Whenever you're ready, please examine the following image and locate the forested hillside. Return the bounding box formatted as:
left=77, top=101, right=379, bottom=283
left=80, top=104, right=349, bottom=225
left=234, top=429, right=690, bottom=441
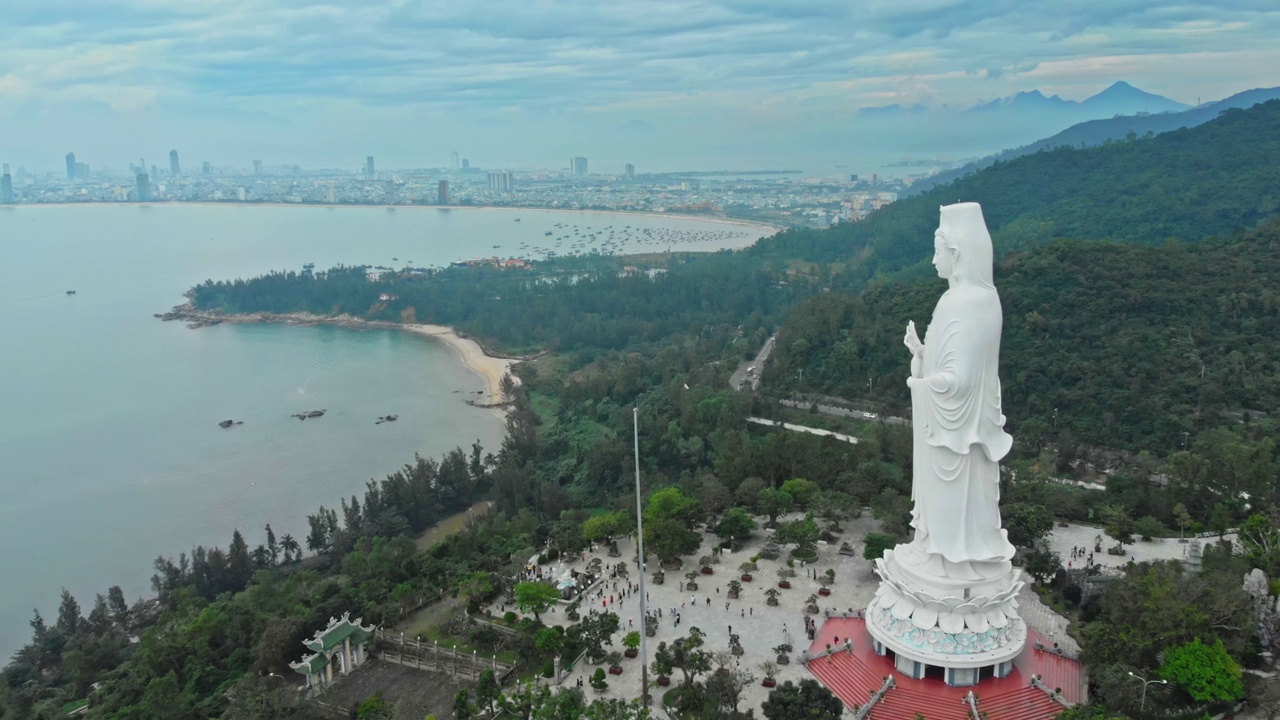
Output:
left=753, top=98, right=1280, bottom=288
left=768, top=220, right=1280, bottom=454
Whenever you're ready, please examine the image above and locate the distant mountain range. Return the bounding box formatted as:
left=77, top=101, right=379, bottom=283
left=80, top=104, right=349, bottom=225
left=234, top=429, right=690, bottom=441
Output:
left=859, top=81, right=1188, bottom=118
left=967, top=81, right=1188, bottom=116
left=907, top=85, right=1280, bottom=195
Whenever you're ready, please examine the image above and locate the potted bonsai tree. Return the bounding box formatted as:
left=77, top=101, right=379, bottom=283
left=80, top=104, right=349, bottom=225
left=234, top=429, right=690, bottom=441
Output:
left=566, top=599, right=582, bottom=621
left=765, top=588, right=781, bottom=606
left=818, top=568, right=835, bottom=596
left=729, top=633, right=744, bottom=656
left=773, top=643, right=792, bottom=665
left=645, top=614, right=659, bottom=638
left=590, top=667, right=609, bottom=692
left=684, top=570, right=700, bottom=592
left=652, top=641, right=673, bottom=687
left=652, top=569, right=665, bottom=585
left=607, top=651, right=624, bottom=675
left=739, top=561, right=756, bottom=582
left=805, top=594, right=819, bottom=614
left=727, top=579, right=742, bottom=599
left=699, top=556, right=714, bottom=575
left=777, top=567, right=794, bottom=589
left=759, top=660, right=779, bottom=688
left=623, top=631, right=641, bottom=659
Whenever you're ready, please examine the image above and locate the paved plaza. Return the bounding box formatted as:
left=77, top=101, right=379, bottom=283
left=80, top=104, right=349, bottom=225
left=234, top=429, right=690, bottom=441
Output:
left=483, top=512, right=883, bottom=716
left=1043, top=521, right=1236, bottom=573
left=471, top=516, right=1215, bottom=715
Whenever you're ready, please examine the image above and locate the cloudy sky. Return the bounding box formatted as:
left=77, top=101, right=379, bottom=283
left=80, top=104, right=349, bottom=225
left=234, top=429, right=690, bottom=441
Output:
left=2, top=0, right=1277, bottom=173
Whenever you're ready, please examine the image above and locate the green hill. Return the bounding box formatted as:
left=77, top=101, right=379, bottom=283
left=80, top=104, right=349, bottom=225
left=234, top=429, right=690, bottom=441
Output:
left=752, top=99, right=1280, bottom=288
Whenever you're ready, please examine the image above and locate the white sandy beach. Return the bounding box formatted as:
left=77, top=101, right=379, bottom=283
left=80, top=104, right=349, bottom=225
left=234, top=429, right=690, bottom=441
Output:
left=402, top=324, right=517, bottom=409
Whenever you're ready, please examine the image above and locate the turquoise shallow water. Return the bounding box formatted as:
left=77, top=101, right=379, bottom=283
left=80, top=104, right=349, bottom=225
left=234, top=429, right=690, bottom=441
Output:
left=0, top=204, right=767, bottom=658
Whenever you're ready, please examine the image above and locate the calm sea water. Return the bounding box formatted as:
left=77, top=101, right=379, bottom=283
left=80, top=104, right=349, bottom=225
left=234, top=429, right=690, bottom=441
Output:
left=0, top=204, right=768, bottom=657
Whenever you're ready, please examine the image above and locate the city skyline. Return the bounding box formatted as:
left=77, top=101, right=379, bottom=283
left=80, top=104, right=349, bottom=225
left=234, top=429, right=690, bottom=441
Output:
left=1, top=2, right=1277, bottom=172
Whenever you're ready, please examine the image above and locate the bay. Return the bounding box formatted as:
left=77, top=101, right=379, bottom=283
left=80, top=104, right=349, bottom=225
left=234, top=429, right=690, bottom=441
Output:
left=0, top=203, right=770, bottom=658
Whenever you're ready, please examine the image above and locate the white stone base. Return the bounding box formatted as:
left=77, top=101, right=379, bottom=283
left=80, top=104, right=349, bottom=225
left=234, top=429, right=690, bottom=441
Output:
left=865, top=545, right=1026, bottom=686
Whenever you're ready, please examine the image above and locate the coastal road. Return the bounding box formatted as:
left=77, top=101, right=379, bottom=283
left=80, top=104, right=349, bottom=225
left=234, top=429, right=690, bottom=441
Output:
left=730, top=333, right=776, bottom=392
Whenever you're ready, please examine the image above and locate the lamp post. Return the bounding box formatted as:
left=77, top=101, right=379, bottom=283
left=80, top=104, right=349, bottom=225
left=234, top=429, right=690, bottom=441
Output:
left=633, top=407, right=650, bottom=706
left=1128, top=671, right=1166, bottom=711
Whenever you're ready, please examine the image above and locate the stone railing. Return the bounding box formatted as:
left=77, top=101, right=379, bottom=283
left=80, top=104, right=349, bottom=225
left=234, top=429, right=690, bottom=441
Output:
left=797, top=639, right=854, bottom=665
left=852, top=676, right=895, bottom=720
left=1030, top=674, right=1073, bottom=707
left=1032, top=638, right=1081, bottom=662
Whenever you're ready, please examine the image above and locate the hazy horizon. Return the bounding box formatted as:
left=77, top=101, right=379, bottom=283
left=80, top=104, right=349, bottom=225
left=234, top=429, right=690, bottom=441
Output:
left=3, top=2, right=1278, bottom=175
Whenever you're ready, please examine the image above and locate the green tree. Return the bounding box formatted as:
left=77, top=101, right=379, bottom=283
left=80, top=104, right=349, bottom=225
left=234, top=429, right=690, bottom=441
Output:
left=777, top=517, right=820, bottom=553
left=1172, top=503, right=1193, bottom=542
left=755, top=487, right=794, bottom=528
left=670, top=627, right=712, bottom=689
left=514, top=581, right=559, bottom=621
left=646, top=517, right=702, bottom=563
left=454, top=688, right=474, bottom=720
left=1160, top=638, right=1244, bottom=703
left=714, top=507, right=757, bottom=544
left=1002, top=502, right=1054, bottom=548
left=863, top=532, right=896, bottom=560
left=1023, top=542, right=1062, bottom=584
left=1102, top=506, right=1135, bottom=547
left=651, top=641, right=674, bottom=680
left=476, top=669, right=500, bottom=717
left=814, top=490, right=858, bottom=532
left=357, top=690, right=398, bottom=719
left=761, top=679, right=843, bottom=720
left=582, top=511, right=630, bottom=544
left=1133, top=516, right=1166, bottom=542
left=780, top=478, right=818, bottom=510
left=645, top=487, right=700, bottom=525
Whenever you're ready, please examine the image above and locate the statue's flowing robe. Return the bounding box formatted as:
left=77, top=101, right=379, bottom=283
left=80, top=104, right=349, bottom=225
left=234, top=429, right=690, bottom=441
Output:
left=909, top=284, right=1015, bottom=565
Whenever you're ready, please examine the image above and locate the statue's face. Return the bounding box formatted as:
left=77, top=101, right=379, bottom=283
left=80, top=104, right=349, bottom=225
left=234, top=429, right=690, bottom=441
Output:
left=932, top=230, right=954, bottom=279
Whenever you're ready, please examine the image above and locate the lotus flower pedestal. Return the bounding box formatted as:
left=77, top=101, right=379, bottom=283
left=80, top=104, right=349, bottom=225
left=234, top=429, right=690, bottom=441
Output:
left=865, top=542, right=1026, bottom=687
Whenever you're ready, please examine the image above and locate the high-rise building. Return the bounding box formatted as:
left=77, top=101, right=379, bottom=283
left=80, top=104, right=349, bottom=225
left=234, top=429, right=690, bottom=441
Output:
left=202, top=161, right=213, bottom=176
left=150, top=164, right=158, bottom=180
left=169, top=150, right=180, bottom=177
left=65, top=153, right=76, bottom=180
left=326, top=186, right=336, bottom=204
left=237, top=187, right=246, bottom=201
left=253, top=160, right=263, bottom=176
left=437, top=180, right=449, bottom=205
left=76, top=163, right=89, bottom=179
left=487, top=171, right=512, bottom=191
left=1, top=173, right=13, bottom=204
left=625, top=163, right=635, bottom=179
left=366, top=156, right=375, bottom=177
left=2, top=163, right=8, bottom=175
left=461, top=158, right=469, bottom=170
left=570, top=156, right=588, bottom=175
left=451, top=151, right=459, bottom=170
left=136, top=173, right=151, bottom=201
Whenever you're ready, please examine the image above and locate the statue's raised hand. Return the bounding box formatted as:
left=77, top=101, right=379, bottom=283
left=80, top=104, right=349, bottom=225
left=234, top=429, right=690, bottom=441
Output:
left=904, top=321, right=924, bottom=356
left=904, top=321, right=924, bottom=379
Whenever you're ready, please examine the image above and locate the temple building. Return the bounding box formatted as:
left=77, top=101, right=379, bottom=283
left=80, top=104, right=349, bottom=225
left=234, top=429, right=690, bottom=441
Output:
left=289, top=612, right=375, bottom=689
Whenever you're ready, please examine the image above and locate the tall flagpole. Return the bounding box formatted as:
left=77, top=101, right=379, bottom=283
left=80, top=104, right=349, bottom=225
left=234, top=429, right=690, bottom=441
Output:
left=633, top=407, right=650, bottom=706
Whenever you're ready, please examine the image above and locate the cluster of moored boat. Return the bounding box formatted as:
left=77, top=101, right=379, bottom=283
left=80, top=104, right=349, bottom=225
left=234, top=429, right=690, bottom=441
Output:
left=217, top=409, right=399, bottom=428
left=515, top=222, right=753, bottom=259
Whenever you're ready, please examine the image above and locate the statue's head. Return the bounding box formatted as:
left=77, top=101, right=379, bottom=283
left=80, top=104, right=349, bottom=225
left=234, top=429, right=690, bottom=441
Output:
left=935, top=202, right=995, bottom=288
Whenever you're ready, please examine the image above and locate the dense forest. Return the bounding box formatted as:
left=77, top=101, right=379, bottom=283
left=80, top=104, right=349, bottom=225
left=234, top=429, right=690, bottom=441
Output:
left=6, top=94, right=1280, bottom=720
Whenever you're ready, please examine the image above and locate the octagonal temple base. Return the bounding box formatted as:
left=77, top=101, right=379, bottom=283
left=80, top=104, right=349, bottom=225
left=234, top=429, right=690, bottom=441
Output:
left=864, top=543, right=1027, bottom=687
